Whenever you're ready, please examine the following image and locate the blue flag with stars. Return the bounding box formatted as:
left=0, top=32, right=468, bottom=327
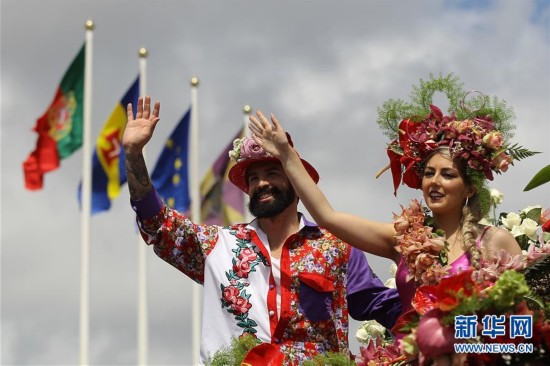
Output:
left=151, top=108, right=191, bottom=211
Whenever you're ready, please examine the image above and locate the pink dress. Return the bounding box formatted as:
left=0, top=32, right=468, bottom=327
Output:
left=395, top=226, right=490, bottom=314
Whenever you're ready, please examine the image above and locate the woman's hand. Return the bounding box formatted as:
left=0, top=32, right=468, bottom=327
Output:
left=248, top=110, right=292, bottom=158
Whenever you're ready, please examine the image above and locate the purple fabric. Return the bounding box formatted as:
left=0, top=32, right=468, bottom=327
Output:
left=130, top=188, right=163, bottom=219
left=298, top=281, right=332, bottom=321
left=346, top=248, right=401, bottom=329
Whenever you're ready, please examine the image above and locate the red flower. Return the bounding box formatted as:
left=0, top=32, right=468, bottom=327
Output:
left=222, top=285, right=240, bottom=304
left=413, top=269, right=480, bottom=313
left=234, top=226, right=250, bottom=240
left=239, top=248, right=258, bottom=262
left=233, top=259, right=253, bottom=278
left=231, top=295, right=252, bottom=315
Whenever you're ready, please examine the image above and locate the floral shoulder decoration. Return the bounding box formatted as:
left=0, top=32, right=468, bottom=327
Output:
left=393, top=199, right=451, bottom=287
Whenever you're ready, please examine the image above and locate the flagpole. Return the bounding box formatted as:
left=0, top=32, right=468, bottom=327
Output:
left=190, top=77, right=201, bottom=365
left=80, top=19, right=94, bottom=366
left=137, top=47, right=149, bottom=366
left=243, top=105, right=252, bottom=223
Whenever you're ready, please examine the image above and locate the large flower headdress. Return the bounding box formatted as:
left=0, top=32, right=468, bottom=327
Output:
left=376, top=74, right=537, bottom=205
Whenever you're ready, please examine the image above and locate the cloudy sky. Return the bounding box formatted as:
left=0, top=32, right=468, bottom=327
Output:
left=1, top=0, right=549, bottom=365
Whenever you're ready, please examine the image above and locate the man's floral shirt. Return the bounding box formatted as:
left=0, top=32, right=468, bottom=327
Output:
left=133, top=189, right=400, bottom=365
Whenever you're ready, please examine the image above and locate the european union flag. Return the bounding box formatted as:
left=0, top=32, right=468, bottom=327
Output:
left=151, top=108, right=191, bottom=212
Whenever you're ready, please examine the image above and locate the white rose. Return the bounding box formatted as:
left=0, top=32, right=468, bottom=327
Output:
left=355, top=327, right=369, bottom=344
left=384, top=277, right=396, bottom=289
left=356, top=319, right=386, bottom=342
left=510, top=225, right=524, bottom=238
left=502, top=212, right=521, bottom=230
left=489, top=189, right=504, bottom=205
left=389, top=262, right=398, bottom=277
left=519, top=218, right=539, bottom=240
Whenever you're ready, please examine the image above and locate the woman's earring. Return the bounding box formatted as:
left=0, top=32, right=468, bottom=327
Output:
left=465, top=197, right=469, bottom=207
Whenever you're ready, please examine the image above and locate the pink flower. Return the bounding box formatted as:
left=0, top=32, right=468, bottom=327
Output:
left=239, top=138, right=268, bottom=160
left=393, top=215, right=410, bottom=235
left=222, top=286, right=240, bottom=303
left=525, top=242, right=550, bottom=263
left=483, top=131, right=504, bottom=149
left=238, top=248, right=257, bottom=262
left=456, top=119, right=474, bottom=134
left=492, top=152, right=513, bottom=172
left=356, top=336, right=402, bottom=366
left=234, top=226, right=250, bottom=240
left=416, top=309, right=455, bottom=362
left=233, top=259, right=253, bottom=278
left=231, top=296, right=252, bottom=315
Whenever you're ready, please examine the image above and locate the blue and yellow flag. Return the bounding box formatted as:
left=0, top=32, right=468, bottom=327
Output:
left=86, top=77, right=139, bottom=214
left=151, top=108, right=191, bottom=212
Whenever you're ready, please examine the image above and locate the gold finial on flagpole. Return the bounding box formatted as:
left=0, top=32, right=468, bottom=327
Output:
left=139, top=48, right=148, bottom=58
left=85, top=19, right=94, bottom=30
left=243, top=104, right=252, bottom=114
left=190, top=76, right=199, bottom=87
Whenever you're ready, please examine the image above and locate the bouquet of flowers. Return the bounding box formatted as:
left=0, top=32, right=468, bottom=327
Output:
left=396, top=268, right=550, bottom=365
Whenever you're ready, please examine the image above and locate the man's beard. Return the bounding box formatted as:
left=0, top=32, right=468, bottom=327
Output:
left=248, top=185, right=296, bottom=218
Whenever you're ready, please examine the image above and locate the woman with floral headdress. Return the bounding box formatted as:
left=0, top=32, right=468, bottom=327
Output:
left=248, top=74, right=538, bottom=364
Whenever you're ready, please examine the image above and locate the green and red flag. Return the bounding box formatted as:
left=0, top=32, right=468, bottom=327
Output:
left=23, top=44, right=85, bottom=190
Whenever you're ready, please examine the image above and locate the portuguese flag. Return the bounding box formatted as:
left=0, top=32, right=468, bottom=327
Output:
left=23, top=44, right=85, bottom=190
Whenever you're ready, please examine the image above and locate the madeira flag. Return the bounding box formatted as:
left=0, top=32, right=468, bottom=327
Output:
left=200, top=127, right=246, bottom=225
left=85, top=77, right=139, bottom=214
left=23, top=44, right=85, bottom=190
left=151, top=108, right=191, bottom=212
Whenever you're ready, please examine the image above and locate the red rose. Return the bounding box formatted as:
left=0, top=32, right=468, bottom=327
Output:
left=222, top=286, right=240, bottom=303
left=233, top=259, right=252, bottom=278
left=231, top=296, right=252, bottom=315
left=239, top=248, right=257, bottom=262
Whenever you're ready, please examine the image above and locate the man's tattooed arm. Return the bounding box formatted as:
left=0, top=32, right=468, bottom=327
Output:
left=125, top=152, right=153, bottom=200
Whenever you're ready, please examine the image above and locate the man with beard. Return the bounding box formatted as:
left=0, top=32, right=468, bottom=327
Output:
left=123, top=97, right=401, bottom=365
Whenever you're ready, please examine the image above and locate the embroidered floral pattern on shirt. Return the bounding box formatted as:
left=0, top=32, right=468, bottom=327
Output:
left=220, top=226, right=268, bottom=335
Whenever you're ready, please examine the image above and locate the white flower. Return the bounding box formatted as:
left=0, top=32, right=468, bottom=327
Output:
left=489, top=188, right=504, bottom=205
left=519, top=218, right=539, bottom=241
left=355, top=327, right=370, bottom=344
left=502, top=212, right=521, bottom=230
left=356, top=320, right=386, bottom=344
left=384, top=277, right=396, bottom=288
left=228, top=138, right=244, bottom=160
left=389, top=262, right=398, bottom=277
left=510, top=225, right=524, bottom=238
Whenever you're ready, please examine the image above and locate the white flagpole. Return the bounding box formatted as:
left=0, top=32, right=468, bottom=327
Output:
left=189, top=77, right=202, bottom=365
left=243, top=105, right=252, bottom=223
left=137, top=47, right=149, bottom=366
left=80, top=19, right=94, bottom=366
